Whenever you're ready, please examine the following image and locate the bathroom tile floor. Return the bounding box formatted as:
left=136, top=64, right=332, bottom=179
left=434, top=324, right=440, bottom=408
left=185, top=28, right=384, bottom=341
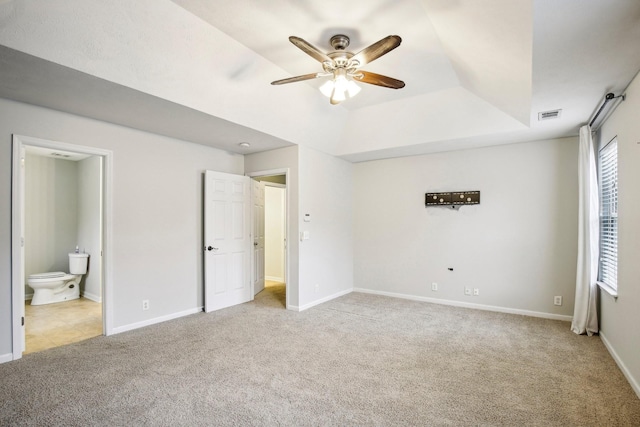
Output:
left=24, top=297, right=102, bottom=355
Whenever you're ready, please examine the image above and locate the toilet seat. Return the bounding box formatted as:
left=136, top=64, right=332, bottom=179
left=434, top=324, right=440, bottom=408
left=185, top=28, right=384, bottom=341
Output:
left=28, top=272, right=76, bottom=283
left=29, top=271, right=66, bottom=279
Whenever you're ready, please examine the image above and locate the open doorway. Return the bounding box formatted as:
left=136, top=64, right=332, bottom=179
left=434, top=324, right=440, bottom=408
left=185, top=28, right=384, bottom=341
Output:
left=263, top=182, right=286, bottom=307
left=250, top=172, right=288, bottom=309
left=11, top=135, right=113, bottom=360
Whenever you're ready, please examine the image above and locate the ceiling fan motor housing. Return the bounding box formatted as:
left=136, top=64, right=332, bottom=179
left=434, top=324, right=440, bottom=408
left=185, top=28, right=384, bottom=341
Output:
left=330, top=34, right=350, bottom=50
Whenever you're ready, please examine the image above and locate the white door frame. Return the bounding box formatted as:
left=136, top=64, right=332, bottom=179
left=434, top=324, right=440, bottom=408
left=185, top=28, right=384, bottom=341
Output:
left=251, top=179, right=266, bottom=296
left=11, top=134, right=114, bottom=360
left=247, top=169, right=289, bottom=310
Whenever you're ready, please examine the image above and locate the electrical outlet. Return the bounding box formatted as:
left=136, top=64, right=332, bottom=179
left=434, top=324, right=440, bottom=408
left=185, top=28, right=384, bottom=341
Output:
left=464, top=287, right=472, bottom=296
left=142, top=299, right=150, bottom=311
left=473, top=288, right=480, bottom=296
left=554, top=296, right=562, bottom=306
left=431, top=282, right=438, bottom=291
left=314, top=284, right=319, bottom=293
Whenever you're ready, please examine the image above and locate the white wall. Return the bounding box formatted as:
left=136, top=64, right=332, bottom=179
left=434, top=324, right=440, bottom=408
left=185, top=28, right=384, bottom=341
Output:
left=245, top=146, right=299, bottom=308
left=353, top=137, right=579, bottom=318
left=597, top=71, right=640, bottom=397
left=77, top=155, right=102, bottom=302
left=298, top=146, right=354, bottom=309
left=0, top=98, right=244, bottom=356
left=24, top=153, right=78, bottom=296
left=245, top=145, right=355, bottom=311
left=265, top=185, right=285, bottom=282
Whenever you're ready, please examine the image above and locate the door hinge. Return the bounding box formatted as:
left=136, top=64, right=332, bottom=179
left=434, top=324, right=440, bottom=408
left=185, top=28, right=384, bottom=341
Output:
left=21, top=237, right=24, bottom=247
left=21, top=316, right=24, bottom=326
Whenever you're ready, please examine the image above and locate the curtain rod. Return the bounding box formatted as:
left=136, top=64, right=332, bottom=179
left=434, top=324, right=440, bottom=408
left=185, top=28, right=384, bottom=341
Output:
left=589, top=92, right=625, bottom=127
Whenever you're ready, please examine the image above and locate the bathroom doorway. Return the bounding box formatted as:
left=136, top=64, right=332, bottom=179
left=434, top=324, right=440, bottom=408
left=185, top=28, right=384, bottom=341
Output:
left=11, top=135, right=113, bottom=359
left=250, top=171, right=288, bottom=309
left=264, top=183, right=287, bottom=308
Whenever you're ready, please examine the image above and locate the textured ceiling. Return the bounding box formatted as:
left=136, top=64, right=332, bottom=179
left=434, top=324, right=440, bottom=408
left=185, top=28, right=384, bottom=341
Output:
left=0, top=0, right=639, bottom=161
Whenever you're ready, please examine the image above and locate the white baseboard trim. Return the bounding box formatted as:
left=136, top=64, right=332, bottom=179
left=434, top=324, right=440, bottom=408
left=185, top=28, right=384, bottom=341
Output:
left=265, top=275, right=284, bottom=282
left=0, top=353, right=14, bottom=364
left=24, top=293, right=33, bottom=301
left=81, top=291, right=102, bottom=303
left=600, top=332, right=640, bottom=399
left=111, top=306, right=203, bottom=335
left=298, top=288, right=353, bottom=312
left=287, top=305, right=300, bottom=312
left=353, top=288, right=573, bottom=322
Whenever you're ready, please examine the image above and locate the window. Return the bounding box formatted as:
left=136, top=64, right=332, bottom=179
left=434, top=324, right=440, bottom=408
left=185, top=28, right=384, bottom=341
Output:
left=598, top=138, right=617, bottom=293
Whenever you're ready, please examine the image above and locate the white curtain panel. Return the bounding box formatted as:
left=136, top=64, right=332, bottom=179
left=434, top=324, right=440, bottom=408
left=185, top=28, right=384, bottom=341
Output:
left=571, top=125, right=599, bottom=335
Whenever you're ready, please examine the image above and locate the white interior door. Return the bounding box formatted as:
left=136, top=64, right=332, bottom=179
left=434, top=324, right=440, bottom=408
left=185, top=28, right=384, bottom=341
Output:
left=252, top=180, right=265, bottom=296
left=204, top=170, right=251, bottom=313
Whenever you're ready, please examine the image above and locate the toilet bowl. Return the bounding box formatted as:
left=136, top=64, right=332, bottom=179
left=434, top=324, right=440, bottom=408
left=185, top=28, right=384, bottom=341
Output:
left=28, top=272, right=81, bottom=305
left=28, top=253, right=89, bottom=306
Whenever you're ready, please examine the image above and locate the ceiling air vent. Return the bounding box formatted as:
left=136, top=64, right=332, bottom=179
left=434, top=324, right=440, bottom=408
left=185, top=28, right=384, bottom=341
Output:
left=538, top=109, right=562, bottom=121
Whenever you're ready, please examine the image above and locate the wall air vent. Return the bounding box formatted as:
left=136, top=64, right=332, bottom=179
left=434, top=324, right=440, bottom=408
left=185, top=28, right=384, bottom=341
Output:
left=538, top=109, right=562, bottom=121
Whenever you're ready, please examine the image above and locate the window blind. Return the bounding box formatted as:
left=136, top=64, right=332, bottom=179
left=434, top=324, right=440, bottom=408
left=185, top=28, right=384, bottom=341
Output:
left=599, top=139, right=617, bottom=290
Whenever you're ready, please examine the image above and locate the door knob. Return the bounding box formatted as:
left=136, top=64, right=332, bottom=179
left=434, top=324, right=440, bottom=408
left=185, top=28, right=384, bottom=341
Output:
left=206, top=246, right=218, bottom=251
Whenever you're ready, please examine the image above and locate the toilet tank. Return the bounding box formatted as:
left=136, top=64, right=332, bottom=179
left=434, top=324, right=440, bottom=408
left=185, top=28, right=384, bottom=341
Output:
left=69, top=253, right=89, bottom=274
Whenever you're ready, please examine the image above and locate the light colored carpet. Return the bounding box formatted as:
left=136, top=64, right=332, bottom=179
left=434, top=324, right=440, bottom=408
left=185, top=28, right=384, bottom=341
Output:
left=1, top=284, right=638, bottom=426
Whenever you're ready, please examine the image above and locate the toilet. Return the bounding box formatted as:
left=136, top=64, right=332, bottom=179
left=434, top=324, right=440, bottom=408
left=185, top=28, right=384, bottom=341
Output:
left=28, top=253, right=89, bottom=306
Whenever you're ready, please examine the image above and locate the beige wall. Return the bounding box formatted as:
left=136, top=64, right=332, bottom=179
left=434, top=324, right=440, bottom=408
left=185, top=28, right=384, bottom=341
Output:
left=77, top=155, right=102, bottom=302
left=597, top=71, right=640, bottom=397
left=246, top=145, right=355, bottom=311
left=298, top=146, right=354, bottom=309
left=245, top=146, right=300, bottom=308
left=0, top=98, right=244, bottom=356
left=265, top=186, right=285, bottom=282
left=353, top=137, right=579, bottom=318
left=24, top=153, right=78, bottom=294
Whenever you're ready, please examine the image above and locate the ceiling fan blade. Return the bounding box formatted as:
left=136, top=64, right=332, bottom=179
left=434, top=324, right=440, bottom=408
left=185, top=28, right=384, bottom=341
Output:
left=271, top=73, right=323, bottom=85
left=354, top=71, right=405, bottom=89
left=350, top=35, right=402, bottom=67
left=289, top=36, right=332, bottom=64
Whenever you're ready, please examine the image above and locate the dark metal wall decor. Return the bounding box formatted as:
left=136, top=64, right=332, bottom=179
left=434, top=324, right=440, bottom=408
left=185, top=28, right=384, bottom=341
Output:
left=425, top=191, right=480, bottom=207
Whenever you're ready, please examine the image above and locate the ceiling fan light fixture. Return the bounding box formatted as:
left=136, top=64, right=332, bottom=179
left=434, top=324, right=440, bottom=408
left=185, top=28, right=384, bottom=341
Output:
left=334, top=70, right=349, bottom=91
left=332, top=86, right=347, bottom=102
left=319, top=80, right=334, bottom=98
left=346, top=80, right=361, bottom=97
left=319, top=74, right=361, bottom=101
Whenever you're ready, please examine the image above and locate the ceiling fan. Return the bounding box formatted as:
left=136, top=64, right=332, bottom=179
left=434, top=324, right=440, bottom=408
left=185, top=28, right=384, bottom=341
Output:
left=271, top=34, right=405, bottom=105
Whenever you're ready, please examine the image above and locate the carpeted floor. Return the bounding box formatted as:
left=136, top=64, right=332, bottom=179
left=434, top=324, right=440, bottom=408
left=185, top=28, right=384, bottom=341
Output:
left=1, top=284, right=638, bottom=426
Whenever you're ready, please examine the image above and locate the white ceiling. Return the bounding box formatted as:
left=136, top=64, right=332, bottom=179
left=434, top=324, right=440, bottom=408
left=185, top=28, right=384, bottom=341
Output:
left=0, top=0, right=639, bottom=162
